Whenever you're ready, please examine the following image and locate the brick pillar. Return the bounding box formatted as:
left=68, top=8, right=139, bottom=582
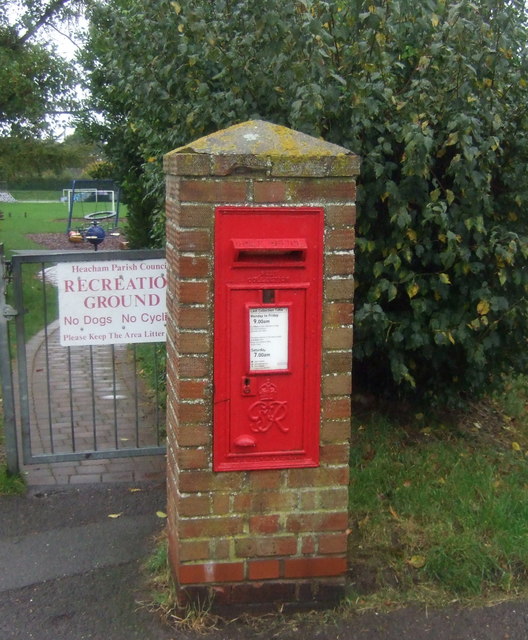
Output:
left=164, top=120, right=359, bottom=611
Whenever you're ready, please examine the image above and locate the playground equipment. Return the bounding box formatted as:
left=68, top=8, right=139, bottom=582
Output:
left=65, top=179, right=121, bottom=249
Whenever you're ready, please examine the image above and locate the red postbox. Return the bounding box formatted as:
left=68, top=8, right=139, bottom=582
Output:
left=213, top=206, right=324, bottom=471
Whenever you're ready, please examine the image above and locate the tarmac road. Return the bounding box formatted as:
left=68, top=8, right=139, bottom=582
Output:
left=2, top=483, right=528, bottom=640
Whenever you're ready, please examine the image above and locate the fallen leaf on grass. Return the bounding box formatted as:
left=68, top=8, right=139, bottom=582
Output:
left=389, top=505, right=400, bottom=520
left=408, top=555, right=426, bottom=569
left=512, top=441, right=522, bottom=452
left=358, top=515, right=370, bottom=528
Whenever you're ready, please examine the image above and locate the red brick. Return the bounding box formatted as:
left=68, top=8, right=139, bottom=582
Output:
left=180, top=179, right=247, bottom=203
left=248, top=560, right=281, bottom=581
left=232, top=493, right=252, bottom=512
left=248, top=470, right=283, bottom=490
left=224, top=581, right=296, bottom=605
left=176, top=229, right=212, bottom=252
left=177, top=255, right=210, bottom=279
left=212, top=492, right=230, bottom=515
left=166, top=224, right=177, bottom=248
left=177, top=425, right=210, bottom=447
left=179, top=204, right=215, bottom=227
left=325, top=278, right=355, bottom=301
left=325, top=204, right=357, bottom=227
left=323, top=326, right=353, bottom=350
left=165, top=152, right=211, bottom=176
left=288, top=466, right=349, bottom=488
left=326, top=253, right=355, bottom=276
left=178, top=448, right=208, bottom=470
left=179, top=494, right=210, bottom=517
left=177, top=307, right=210, bottom=330
left=322, top=396, right=351, bottom=420
left=323, top=302, right=354, bottom=325
left=319, top=533, right=349, bottom=555
left=299, top=491, right=318, bottom=510
left=178, top=471, right=212, bottom=493
left=235, top=536, right=297, bottom=558
left=165, top=174, right=180, bottom=200
left=177, top=329, right=209, bottom=354
left=253, top=181, right=287, bottom=203
left=322, top=351, right=352, bottom=375
left=251, top=491, right=296, bottom=512
left=178, top=562, right=244, bottom=584
left=179, top=540, right=210, bottom=562
left=177, top=379, right=208, bottom=400
left=249, top=515, right=281, bottom=534
left=288, top=179, right=356, bottom=202
left=326, top=228, right=355, bottom=250
left=213, top=539, right=231, bottom=560
left=177, top=402, right=207, bottom=424
left=322, top=374, right=352, bottom=396
left=321, top=420, right=350, bottom=444
left=180, top=517, right=244, bottom=538
left=176, top=355, right=210, bottom=378
left=302, top=535, right=316, bottom=554
left=283, top=556, right=347, bottom=578
left=286, top=512, right=348, bottom=533
left=178, top=281, right=209, bottom=304
left=179, top=471, right=244, bottom=493
left=320, top=443, right=350, bottom=465
left=318, top=487, right=349, bottom=510
left=167, top=527, right=180, bottom=575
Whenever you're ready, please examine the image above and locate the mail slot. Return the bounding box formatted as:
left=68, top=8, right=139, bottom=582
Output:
left=213, top=206, right=324, bottom=471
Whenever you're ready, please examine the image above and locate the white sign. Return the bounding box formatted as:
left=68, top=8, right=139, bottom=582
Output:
left=57, top=259, right=167, bottom=346
left=249, top=307, right=289, bottom=371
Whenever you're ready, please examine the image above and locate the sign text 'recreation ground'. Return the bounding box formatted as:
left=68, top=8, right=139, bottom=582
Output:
left=57, top=259, right=167, bottom=345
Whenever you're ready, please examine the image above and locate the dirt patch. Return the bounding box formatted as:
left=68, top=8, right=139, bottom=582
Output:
left=27, top=232, right=127, bottom=252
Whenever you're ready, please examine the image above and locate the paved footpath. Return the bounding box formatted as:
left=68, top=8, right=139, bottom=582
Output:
left=18, top=320, right=165, bottom=486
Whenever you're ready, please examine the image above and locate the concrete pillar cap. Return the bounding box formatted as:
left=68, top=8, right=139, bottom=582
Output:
left=167, top=119, right=355, bottom=158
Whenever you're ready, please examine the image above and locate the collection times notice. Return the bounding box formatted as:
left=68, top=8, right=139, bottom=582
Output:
left=249, top=307, right=289, bottom=371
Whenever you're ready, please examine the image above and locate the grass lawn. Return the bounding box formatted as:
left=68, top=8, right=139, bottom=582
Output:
left=348, top=386, right=528, bottom=608
left=0, top=201, right=67, bottom=254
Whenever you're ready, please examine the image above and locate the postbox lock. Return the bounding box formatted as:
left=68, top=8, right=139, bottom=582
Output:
left=241, top=376, right=256, bottom=396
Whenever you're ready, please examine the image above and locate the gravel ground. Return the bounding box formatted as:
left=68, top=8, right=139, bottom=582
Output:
left=27, top=231, right=127, bottom=252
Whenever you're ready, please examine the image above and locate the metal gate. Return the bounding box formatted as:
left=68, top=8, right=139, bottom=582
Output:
left=0, top=247, right=166, bottom=481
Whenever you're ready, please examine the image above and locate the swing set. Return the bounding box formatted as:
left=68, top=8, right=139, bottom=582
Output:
left=65, top=179, right=121, bottom=249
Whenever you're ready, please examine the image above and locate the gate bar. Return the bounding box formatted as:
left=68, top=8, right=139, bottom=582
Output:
left=0, top=244, right=19, bottom=474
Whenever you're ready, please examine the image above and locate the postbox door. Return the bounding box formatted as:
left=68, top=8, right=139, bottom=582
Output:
left=213, top=206, right=323, bottom=472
